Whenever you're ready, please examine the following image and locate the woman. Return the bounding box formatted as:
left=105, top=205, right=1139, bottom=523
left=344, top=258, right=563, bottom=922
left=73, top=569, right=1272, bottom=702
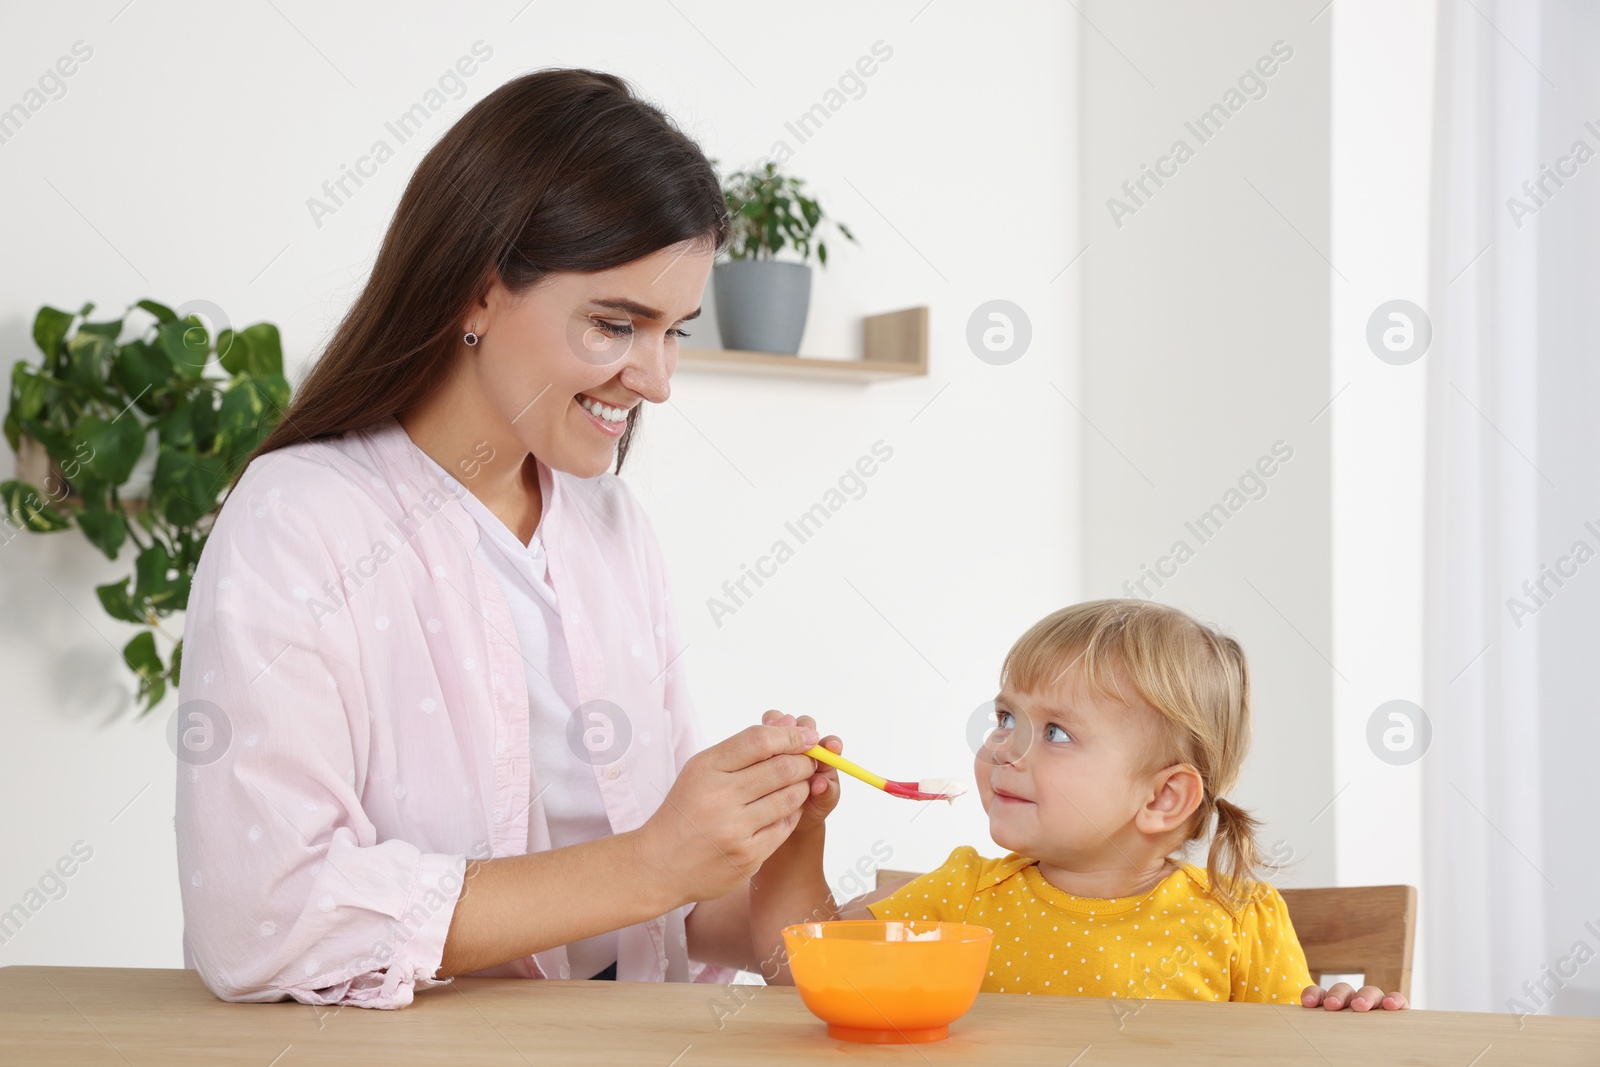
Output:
left=174, top=68, right=840, bottom=1008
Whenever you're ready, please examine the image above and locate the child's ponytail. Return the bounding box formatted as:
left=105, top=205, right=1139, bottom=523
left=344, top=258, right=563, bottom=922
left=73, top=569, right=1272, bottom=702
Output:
left=1207, top=797, right=1269, bottom=912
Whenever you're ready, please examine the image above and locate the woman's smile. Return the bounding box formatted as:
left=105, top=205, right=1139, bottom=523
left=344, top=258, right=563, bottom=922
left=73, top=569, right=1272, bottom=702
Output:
left=576, top=392, right=632, bottom=437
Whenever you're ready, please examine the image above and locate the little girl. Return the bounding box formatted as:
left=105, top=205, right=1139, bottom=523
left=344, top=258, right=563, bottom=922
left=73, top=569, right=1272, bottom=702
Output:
left=752, top=598, right=1408, bottom=1011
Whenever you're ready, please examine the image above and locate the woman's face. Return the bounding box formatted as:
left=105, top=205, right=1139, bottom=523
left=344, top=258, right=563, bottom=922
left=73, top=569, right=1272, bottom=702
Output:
left=471, top=239, right=713, bottom=478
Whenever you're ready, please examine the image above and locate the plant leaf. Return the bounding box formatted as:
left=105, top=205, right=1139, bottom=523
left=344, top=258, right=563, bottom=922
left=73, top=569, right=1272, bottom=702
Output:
left=10, top=361, right=49, bottom=422
left=65, top=331, right=116, bottom=394
left=122, top=630, right=162, bottom=683
left=152, top=446, right=228, bottom=526
left=95, top=578, right=143, bottom=623
left=112, top=339, right=175, bottom=412
left=217, top=374, right=289, bottom=466
left=138, top=675, right=167, bottom=715
left=74, top=414, right=146, bottom=485
left=160, top=318, right=210, bottom=379
left=134, top=541, right=174, bottom=603
left=216, top=328, right=249, bottom=376
left=136, top=299, right=177, bottom=323
left=33, top=306, right=76, bottom=361
left=240, top=323, right=283, bottom=377
left=159, top=390, right=218, bottom=452
left=77, top=318, right=124, bottom=341
left=21, top=416, right=72, bottom=463
left=0, top=479, right=71, bottom=532
left=71, top=474, right=111, bottom=511
left=77, top=505, right=128, bottom=559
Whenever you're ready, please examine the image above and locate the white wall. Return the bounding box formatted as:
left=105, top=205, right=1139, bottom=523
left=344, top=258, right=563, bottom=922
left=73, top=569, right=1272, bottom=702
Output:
left=1079, top=2, right=1337, bottom=886
left=1328, top=0, right=1436, bottom=1005
left=1079, top=0, right=1446, bottom=1003
left=0, top=1, right=1079, bottom=968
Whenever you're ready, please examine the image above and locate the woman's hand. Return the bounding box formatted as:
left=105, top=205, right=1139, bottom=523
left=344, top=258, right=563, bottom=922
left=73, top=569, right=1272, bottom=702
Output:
left=747, top=711, right=842, bottom=984
left=634, top=720, right=821, bottom=908
left=761, top=710, right=841, bottom=836
left=1300, top=983, right=1409, bottom=1011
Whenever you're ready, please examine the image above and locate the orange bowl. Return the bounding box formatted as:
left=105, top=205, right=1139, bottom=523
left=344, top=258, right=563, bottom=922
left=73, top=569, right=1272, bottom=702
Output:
left=780, top=920, right=993, bottom=1044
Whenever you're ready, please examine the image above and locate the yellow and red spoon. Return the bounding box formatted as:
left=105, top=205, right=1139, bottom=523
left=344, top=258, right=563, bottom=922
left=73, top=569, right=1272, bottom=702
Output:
left=804, top=745, right=966, bottom=802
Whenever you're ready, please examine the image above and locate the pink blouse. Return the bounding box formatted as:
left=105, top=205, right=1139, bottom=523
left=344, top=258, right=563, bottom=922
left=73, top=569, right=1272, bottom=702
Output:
left=175, top=414, right=733, bottom=1008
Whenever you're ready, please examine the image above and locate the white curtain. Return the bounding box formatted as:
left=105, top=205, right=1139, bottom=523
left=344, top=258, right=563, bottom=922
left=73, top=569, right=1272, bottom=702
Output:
left=1425, top=0, right=1600, bottom=1016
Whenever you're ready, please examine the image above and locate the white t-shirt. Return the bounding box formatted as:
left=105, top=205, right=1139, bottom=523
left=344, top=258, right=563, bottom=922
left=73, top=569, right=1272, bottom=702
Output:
left=418, top=450, right=617, bottom=979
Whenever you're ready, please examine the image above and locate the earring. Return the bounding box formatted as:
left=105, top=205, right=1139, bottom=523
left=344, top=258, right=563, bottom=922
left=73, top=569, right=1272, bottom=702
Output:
left=464, top=327, right=479, bottom=346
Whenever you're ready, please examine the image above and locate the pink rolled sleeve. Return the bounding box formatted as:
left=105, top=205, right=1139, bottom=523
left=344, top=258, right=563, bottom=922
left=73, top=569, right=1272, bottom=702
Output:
left=176, top=456, right=467, bottom=1009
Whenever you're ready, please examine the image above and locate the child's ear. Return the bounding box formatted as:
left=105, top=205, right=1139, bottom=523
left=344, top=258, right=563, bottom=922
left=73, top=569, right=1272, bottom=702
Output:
left=1134, top=763, right=1204, bottom=835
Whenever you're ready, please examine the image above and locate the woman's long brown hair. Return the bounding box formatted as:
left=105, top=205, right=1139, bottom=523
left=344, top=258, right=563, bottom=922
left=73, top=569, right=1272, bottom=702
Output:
left=234, top=67, right=730, bottom=493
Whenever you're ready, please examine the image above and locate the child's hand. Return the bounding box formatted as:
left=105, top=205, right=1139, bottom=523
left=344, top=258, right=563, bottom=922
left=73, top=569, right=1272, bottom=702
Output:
left=761, top=710, right=841, bottom=835
left=1300, top=983, right=1409, bottom=1011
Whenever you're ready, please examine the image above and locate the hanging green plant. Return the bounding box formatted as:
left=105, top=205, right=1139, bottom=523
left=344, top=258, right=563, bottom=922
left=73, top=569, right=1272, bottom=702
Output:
left=3, top=300, right=289, bottom=714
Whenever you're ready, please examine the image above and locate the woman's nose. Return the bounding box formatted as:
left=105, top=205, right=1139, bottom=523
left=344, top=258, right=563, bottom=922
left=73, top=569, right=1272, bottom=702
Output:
left=618, top=334, right=672, bottom=403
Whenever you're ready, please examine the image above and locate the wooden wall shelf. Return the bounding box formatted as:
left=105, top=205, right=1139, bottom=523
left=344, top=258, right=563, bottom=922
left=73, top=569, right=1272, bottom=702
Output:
left=678, top=306, right=927, bottom=382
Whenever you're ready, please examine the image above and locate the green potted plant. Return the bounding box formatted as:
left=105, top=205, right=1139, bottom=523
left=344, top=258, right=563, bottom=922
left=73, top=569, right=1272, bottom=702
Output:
left=3, top=300, right=289, bottom=714
left=713, top=160, right=857, bottom=355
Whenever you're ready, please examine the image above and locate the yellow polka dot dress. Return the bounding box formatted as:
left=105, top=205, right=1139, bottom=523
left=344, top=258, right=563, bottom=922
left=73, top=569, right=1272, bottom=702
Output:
left=866, top=847, right=1313, bottom=1002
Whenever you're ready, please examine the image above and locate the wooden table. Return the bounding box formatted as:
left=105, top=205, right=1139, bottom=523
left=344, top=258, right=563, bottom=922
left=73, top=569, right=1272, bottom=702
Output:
left=2, top=966, right=1596, bottom=1065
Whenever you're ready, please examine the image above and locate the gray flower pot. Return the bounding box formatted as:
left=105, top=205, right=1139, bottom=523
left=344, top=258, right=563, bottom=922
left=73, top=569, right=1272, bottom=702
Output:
left=713, top=260, right=813, bottom=355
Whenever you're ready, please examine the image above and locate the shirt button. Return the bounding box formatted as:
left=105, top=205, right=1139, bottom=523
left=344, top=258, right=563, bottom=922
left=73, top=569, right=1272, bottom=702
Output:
left=606, top=766, right=620, bottom=779
left=495, top=740, right=506, bottom=755
left=493, top=808, right=504, bottom=822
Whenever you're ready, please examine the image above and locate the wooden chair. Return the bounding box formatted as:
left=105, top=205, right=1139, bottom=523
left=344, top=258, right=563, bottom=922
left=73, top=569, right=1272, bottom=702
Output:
left=1278, top=885, right=1417, bottom=997
left=875, top=870, right=1418, bottom=998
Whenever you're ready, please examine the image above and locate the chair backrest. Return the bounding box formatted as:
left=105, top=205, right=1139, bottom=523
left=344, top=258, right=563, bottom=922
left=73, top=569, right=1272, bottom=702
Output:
left=875, top=869, right=1417, bottom=998
left=1277, top=885, right=1417, bottom=997
left=876, top=869, right=921, bottom=891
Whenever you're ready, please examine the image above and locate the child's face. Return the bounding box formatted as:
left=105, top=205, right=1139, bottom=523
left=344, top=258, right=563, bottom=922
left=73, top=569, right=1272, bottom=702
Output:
left=974, top=663, right=1166, bottom=870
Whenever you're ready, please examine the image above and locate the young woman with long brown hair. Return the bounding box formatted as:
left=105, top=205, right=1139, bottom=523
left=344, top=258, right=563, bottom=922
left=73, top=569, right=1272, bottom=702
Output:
left=174, top=68, right=842, bottom=1009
